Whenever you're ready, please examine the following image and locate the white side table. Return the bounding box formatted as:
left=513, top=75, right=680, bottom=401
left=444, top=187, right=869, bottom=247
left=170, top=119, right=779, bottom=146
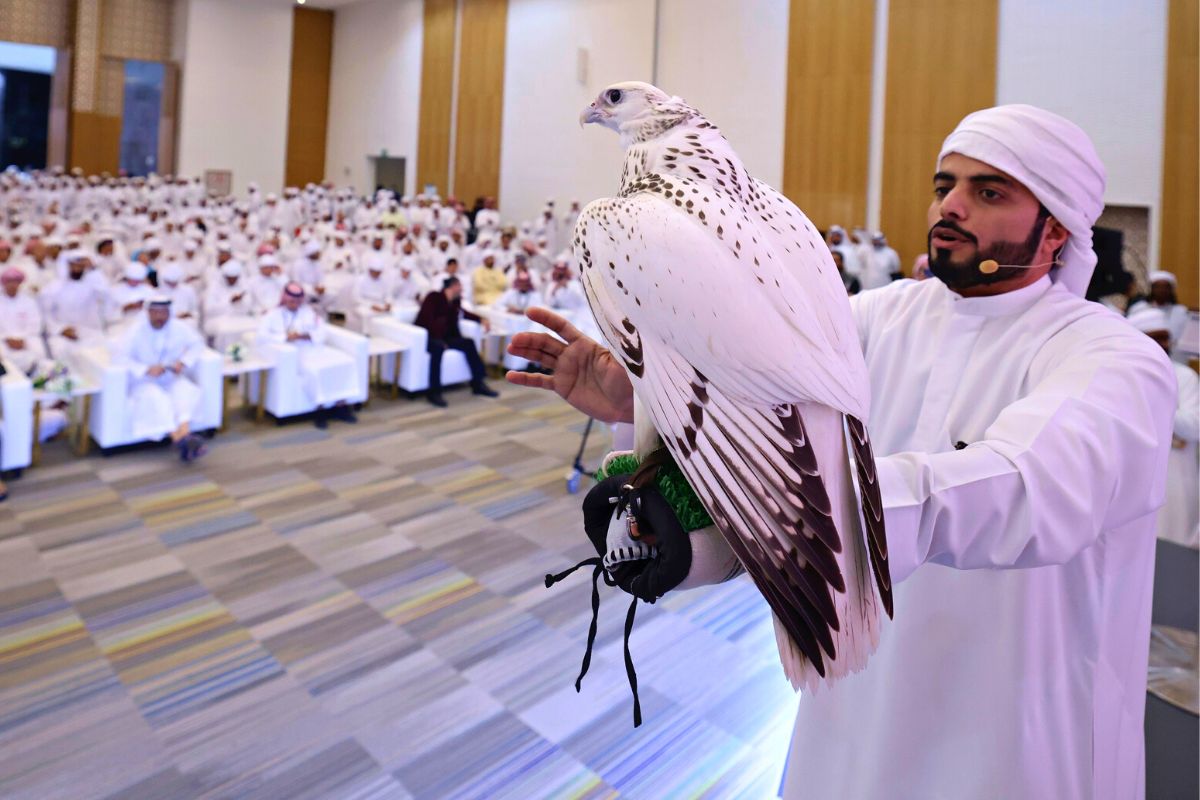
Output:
left=367, top=336, right=409, bottom=402
left=31, top=381, right=100, bottom=464
left=221, top=353, right=275, bottom=429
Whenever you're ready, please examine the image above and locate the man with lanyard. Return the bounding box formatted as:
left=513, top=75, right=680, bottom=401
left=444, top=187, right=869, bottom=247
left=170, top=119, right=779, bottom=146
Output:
left=256, top=282, right=358, bottom=428
left=506, top=105, right=1174, bottom=799
left=117, top=296, right=208, bottom=462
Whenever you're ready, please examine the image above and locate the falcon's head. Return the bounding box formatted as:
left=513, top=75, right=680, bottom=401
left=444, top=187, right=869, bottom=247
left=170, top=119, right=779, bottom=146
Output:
left=580, top=82, right=689, bottom=140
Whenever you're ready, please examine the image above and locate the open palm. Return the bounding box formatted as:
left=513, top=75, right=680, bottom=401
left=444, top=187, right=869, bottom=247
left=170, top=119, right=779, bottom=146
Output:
left=505, top=307, right=635, bottom=423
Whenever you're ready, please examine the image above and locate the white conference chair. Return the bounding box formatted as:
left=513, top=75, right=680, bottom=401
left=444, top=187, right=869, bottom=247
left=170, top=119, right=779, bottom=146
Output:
left=247, top=326, right=369, bottom=419
left=69, top=344, right=223, bottom=451
left=0, top=357, right=34, bottom=473
left=368, top=316, right=482, bottom=394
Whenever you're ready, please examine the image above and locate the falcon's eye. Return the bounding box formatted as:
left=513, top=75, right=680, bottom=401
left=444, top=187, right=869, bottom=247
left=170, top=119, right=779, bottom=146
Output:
left=607, top=89, right=622, bottom=104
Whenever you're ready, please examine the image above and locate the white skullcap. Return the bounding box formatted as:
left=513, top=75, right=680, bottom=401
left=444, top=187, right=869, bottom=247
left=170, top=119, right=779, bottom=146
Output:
left=159, top=262, right=183, bottom=283
left=364, top=252, right=388, bottom=272
left=124, top=261, right=148, bottom=281
left=258, top=253, right=279, bottom=268
left=65, top=248, right=88, bottom=262
left=221, top=259, right=243, bottom=278
left=143, top=237, right=162, bottom=250
left=303, top=238, right=321, bottom=256
left=938, top=104, right=1106, bottom=297
left=1126, top=306, right=1170, bottom=335
left=1148, top=270, right=1177, bottom=286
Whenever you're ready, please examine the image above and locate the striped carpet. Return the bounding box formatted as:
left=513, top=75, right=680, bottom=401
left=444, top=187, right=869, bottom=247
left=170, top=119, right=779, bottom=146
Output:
left=0, top=383, right=799, bottom=799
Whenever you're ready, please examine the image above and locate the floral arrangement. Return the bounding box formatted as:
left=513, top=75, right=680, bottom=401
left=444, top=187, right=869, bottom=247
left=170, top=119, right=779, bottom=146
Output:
left=32, top=362, right=75, bottom=397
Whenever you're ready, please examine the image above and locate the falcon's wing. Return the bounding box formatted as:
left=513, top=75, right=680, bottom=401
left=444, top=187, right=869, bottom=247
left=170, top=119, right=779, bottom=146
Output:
left=576, top=186, right=891, bottom=679
left=578, top=174, right=869, bottom=421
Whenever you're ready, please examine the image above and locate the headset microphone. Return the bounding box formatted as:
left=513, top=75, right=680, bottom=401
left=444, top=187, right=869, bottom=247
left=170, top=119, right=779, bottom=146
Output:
left=978, top=259, right=1058, bottom=275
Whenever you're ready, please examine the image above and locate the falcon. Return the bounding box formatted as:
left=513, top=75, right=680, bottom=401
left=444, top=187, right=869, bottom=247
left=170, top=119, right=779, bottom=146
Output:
left=575, top=81, right=892, bottom=689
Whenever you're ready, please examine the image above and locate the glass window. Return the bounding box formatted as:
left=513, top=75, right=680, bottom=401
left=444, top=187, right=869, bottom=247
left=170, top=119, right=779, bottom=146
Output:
left=119, top=60, right=164, bottom=177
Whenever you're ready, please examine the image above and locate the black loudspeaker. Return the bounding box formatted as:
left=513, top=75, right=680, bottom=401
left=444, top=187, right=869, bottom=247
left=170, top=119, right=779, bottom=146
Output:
left=1086, top=226, right=1126, bottom=301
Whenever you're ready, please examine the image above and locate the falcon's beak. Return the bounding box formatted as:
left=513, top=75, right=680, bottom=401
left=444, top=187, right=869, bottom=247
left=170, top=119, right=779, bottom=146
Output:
left=579, top=103, right=605, bottom=127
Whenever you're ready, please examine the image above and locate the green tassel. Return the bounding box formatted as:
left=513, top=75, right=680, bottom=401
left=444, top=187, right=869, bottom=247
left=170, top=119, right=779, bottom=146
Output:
left=594, top=453, right=714, bottom=532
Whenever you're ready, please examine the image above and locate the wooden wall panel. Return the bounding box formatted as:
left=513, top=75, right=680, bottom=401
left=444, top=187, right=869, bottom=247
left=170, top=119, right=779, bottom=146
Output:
left=285, top=7, right=334, bottom=189
left=417, top=0, right=457, bottom=195
left=0, top=0, right=73, bottom=49
left=1160, top=0, right=1198, bottom=309
left=880, top=0, right=997, bottom=274
left=453, top=0, right=507, bottom=204
left=69, top=111, right=121, bottom=175
left=782, top=0, right=875, bottom=231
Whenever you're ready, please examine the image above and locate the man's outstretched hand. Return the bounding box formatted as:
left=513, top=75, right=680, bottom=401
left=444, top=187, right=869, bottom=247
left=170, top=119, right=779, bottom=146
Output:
left=506, top=307, right=635, bottom=423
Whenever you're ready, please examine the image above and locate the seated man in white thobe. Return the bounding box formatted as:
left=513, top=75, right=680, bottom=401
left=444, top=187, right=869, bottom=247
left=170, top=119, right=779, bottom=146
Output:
left=495, top=266, right=539, bottom=315
left=322, top=230, right=357, bottom=275
left=203, top=259, right=255, bottom=352
left=157, top=262, right=200, bottom=329
left=0, top=267, right=49, bottom=375
left=1, top=264, right=68, bottom=444
left=1127, top=306, right=1199, bottom=548
left=290, top=238, right=328, bottom=308
left=117, top=297, right=208, bottom=461
left=107, top=261, right=154, bottom=336
left=257, top=282, right=358, bottom=429
left=539, top=259, right=599, bottom=340
left=247, top=254, right=287, bottom=316
left=394, top=261, right=430, bottom=306
left=353, top=254, right=397, bottom=330
left=42, top=251, right=110, bottom=359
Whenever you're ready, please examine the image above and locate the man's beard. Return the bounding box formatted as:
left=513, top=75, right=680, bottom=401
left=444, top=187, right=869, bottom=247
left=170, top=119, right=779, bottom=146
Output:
left=928, top=211, right=1049, bottom=291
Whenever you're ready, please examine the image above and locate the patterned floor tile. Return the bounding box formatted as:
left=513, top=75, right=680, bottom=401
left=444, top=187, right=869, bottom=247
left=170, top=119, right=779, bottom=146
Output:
left=0, top=384, right=794, bottom=798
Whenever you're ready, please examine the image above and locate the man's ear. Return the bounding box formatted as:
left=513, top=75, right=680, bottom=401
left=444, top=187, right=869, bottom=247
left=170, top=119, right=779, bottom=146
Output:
left=1044, top=216, right=1070, bottom=253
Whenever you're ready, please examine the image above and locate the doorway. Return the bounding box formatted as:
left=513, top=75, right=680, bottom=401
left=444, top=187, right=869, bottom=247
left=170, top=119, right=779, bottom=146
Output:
left=371, top=155, right=406, bottom=196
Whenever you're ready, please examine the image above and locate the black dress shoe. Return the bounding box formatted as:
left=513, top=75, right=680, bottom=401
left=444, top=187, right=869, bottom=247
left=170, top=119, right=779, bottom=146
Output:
left=427, top=393, right=448, bottom=408
left=333, top=406, right=358, bottom=423
left=314, top=409, right=329, bottom=429
left=471, top=383, right=499, bottom=398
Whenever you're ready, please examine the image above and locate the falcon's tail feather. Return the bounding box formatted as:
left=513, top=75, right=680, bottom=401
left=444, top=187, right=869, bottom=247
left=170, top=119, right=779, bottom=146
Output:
left=846, top=415, right=892, bottom=618
left=773, top=406, right=882, bottom=692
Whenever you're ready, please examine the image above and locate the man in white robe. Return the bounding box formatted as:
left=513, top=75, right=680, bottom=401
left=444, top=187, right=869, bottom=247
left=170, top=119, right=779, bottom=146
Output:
left=825, top=224, right=863, bottom=279
left=157, top=262, right=200, bottom=329
left=1127, top=306, right=1199, bottom=548
left=107, top=261, right=154, bottom=335
left=505, top=104, right=1175, bottom=800
left=247, top=254, right=287, bottom=316
left=42, top=252, right=109, bottom=358
left=558, top=200, right=582, bottom=248
left=394, top=261, right=430, bottom=307
left=203, top=259, right=255, bottom=352
left=117, top=297, right=207, bottom=461
left=256, top=282, right=357, bottom=428
left=1128, top=270, right=1191, bottom=364
left=353, top=255, right=396, bottom=330
left=475, top=197, right=500, bottom=232
left=495, top=267, right=539, bottom=314
left=290, top=238, right=329, bottom=308
left=858, top=231, right=901, bottom=290
left=0, top=268, right=48, bottom=375
left=541, top=260, right=588, bottom=319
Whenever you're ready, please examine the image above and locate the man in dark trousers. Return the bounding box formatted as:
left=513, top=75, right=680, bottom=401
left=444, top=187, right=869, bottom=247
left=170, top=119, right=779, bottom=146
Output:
left=414, top=276, right=498, bottom=407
